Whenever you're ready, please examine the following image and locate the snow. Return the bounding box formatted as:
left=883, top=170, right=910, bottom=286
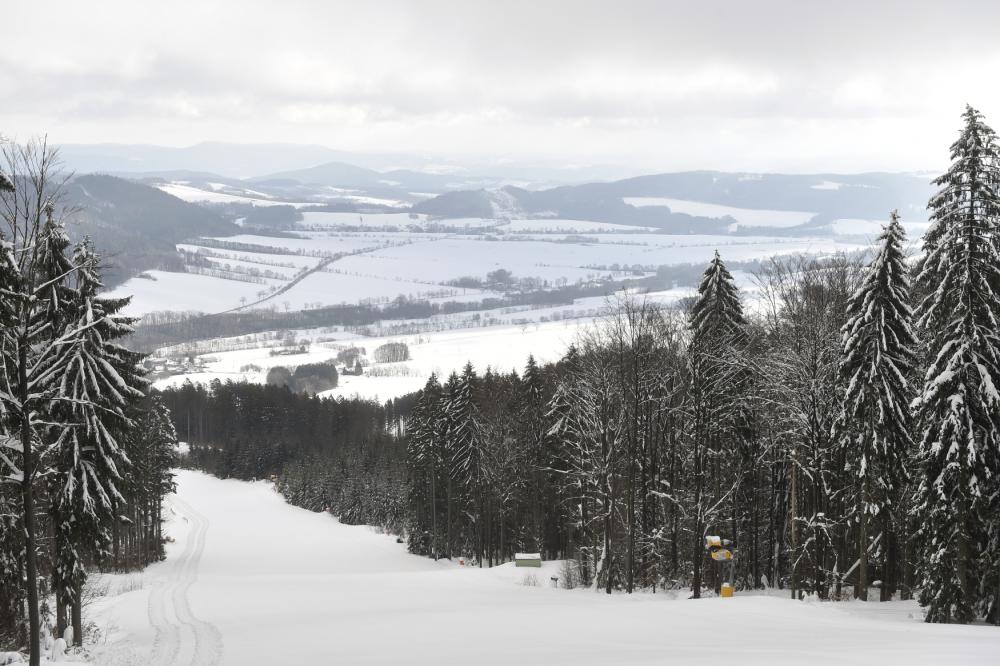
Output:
left=104, top=271, right=283, bottom=316
left=202, top=233, right=392, bottom=256
left=175, top=245, right=320, bottom=270
left=156, top=183, right=313, bottom=208
left=298, top=212, right=427, bottom=228
left=85, top=469, right=1000, bottom=665
left=503, top=218, right=656, bottom=233
left=154, top=317, right=596, bottom=400
left=332, top=238, right=625, bottom=284
left=623, top=197, right=815, bottom=229
left=264, top=270, right=497, bottom=312
left=811, top=180, right=843, bottom=190
left=832, top=219, right=884, bottom=236
left=832, top=219, right=931, bottom=240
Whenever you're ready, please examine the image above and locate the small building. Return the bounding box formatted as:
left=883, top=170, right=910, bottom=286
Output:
left=514, top=553, right=542, bottom=568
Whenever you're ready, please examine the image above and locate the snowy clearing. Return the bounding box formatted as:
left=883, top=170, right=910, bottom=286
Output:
left=503, top=218, right=656, bottom=233
left=105, top=271, right=283, bottom=316
left=624, top=197, right=816, bottom=229
left=298, top=211, right=427, bottom=228
left=86, top=470, right=1000, bottom=666
left=831, top=218, right=931, bottom=241
left=155, top=183, right=314, bottom=208
left=154, top=317, right=597, bottom=400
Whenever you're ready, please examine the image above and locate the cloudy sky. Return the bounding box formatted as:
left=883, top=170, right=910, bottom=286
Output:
left=3, top=0, right=999, bottom=173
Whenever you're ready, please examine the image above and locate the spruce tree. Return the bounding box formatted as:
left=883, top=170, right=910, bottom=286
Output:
left=447, top=363, right=481, bottom=487
left=912, top=105, right=1000, bottom=623
left=687, top=251, right=747, bottom=598
left=835, top=211, right=916, bottom=601
left=45, top=239, right=146, bottom=644
left=407, top=374, right=444, bottom=557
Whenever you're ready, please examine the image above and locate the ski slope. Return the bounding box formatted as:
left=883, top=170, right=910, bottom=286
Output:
left=86, top=470, right=1000, bottom=666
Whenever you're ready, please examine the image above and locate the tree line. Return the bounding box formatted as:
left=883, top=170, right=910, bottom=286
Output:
left=404, top=106, right=1000, bottom=623
left=159, top=380, right=411, bottom=532
left=0, top=141, right=178, bottom=664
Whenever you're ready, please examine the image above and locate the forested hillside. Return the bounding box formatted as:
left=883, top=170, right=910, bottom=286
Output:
left=64, top=174, right=239, bottom=286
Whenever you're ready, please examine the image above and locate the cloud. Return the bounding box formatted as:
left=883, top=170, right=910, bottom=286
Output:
left=2, top=0, right=999, bottom=171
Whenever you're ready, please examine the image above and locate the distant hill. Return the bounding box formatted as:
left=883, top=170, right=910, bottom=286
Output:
left=57, top=142, right=642, bottom=187
left=64, top=175, right=239, bottom=287
left=413, top=171, right=935, bottom=232
left=255, top=161, right=388, bottom=188
left=255, top=161, right=507, bottom=194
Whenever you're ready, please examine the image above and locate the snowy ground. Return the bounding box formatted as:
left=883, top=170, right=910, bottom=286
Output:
left=154, top=317, right=597, bottom=400
left=150, top=287, right=705, bottom=400
left=106, top=219, right=865, bottom=317
left=623, top=197, right=816, bottom=229
left=84, top=470, right=1000, bottom=666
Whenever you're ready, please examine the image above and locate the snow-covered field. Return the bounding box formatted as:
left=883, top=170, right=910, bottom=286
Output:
left=263, top=270, right=497, bottom=312
left=299, top=211, right=426, bottom=228
left=831, top=218, right=931, bottom=240
left=85, top=470, right=1000, bottom=665
left=624, top=197, right=816, bottom=229
left=106, top=209, right=868, bottom=318
left=503, top=218, right=656, bottom=233
left=154, top=316, right=597, bottom=400
left=105, top=271, right=283, bottom=316
left=156, top=183, right=314, bottom=208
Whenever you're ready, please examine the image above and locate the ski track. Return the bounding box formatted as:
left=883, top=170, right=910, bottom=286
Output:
left=147, top=495, right=223, bottom=666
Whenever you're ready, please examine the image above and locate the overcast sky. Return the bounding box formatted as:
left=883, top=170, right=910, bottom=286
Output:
left=3, top=0, right=999, bottom=173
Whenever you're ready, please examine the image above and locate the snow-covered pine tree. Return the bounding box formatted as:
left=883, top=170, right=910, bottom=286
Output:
left=0, top=139, right=114, bottom=666
left=33, top=215, right=80, bottom=639
left=835, top=211, right=916, bottom=601
left=447, top=363, right=481, bottom=488
left=912, top=105, right=1000, bottom=623
left=130, top=395, right=177, bottom=562
left=406, top=373, right=444, bottom=557
left=445, top=363, right=482, bottom=559
left=686, top=250, right=747, bottom=598
left=0, top=222, right=27, bottom=647
left=519, top=355, right=549, bottom=553
left=44, top=239, right=147, bottom=644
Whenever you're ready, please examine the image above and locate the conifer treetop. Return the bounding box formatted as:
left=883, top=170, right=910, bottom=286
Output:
left=689, top=250, right=745, bottom=339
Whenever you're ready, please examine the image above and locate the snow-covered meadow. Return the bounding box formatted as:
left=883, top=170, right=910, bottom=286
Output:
left=106, top=197, right=872, bottom=319
left=624, top=197, right=817, bottom=229
left=149, top=287, right=704, bottom=400
left=83, top=470, right=1000, bottom=666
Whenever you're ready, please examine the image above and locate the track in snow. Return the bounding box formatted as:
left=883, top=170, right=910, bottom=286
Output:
left=147, top=495, right=223, bottom=666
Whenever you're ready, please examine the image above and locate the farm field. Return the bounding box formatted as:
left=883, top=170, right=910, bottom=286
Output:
left=154, top=317, right=596, bottom=400
left=110, top=219, right=849, bottom=319
left=623, top=196, right=817, bottom=229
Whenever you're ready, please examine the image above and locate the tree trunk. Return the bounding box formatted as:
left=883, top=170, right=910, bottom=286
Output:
left=72, top=590, right=83, bottom=648
left=19, top=342, right=42, bottom=666
left=858, top=513, right=868, bottom=601
left=789, top=450, right=798, bottom=600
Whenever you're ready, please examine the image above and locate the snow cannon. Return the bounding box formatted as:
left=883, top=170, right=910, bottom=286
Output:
left=705, top=536, right=736, bottom=597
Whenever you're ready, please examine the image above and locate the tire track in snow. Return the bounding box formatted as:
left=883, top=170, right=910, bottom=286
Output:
left=147, top=495, right=223, bottom=666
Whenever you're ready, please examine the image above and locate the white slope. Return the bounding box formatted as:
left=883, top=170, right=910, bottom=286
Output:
left=624, top=197, right=814, bottom=229
left=105, top=271, right=284, bottom=317
left=156, top=183, right=314, bottom=208
left=87, top=470, right=1000, bottom=666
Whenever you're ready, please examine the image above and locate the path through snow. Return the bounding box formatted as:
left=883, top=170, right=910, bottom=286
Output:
left=147, top=495, right=222, bottom=666
left=90, top=470, right=1000, bottom=665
